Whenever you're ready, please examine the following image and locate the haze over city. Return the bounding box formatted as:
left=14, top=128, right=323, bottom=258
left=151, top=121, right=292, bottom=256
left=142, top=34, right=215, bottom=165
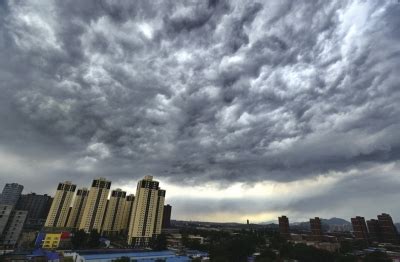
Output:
left=1, top=0, right=400, bottom=224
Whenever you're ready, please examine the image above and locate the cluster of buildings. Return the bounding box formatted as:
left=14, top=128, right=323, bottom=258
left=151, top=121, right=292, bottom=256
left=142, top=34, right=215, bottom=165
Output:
left=351, top=214, right=399, bottom=244
left=278, top=213, right=400, bottom=253
left=278, top=216, right=340, bottom=252
left=0, top=176, right=173, bottom=249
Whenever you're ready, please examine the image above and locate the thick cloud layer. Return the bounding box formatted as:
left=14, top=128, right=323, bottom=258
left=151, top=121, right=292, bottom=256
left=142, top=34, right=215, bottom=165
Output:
left=1, top=0, right=400, bottom=221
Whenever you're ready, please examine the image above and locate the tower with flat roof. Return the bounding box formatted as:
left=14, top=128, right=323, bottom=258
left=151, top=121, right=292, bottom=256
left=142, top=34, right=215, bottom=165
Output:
left=67, top=188, right=89, bottom=229
left=377, top=213, right=399, bottom=244
left=128, top=176, right=165, bottom=247
left=102, top=188, right=127, bottom=235
left=351, top=216, right=369, bottom=243
left=310, top=217, right=323, bottom=242
left=121, top=194, right=135, bottom=234
left=0, top=183, right=24, bottom=206
left=16, top=193, right=53, bottom=230
left=79, top=178, right=111, bottom=232
left=162, top=204, right=172, bottom=229
left=279, top=216, right=290, bottom=239
left=45, top=181, right=76, bottom=228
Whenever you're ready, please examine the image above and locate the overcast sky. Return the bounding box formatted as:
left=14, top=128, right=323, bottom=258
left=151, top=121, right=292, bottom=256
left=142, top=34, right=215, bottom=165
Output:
left=1, top=0, right=400, bottom=223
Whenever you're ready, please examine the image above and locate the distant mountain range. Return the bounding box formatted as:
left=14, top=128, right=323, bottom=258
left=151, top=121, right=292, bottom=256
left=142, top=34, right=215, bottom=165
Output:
left=321, top=217, right=351, bottom=226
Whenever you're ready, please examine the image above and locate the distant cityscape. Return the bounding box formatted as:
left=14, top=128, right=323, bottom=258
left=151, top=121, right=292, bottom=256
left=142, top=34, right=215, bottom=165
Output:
left=1, top=179, right=400, bottom=261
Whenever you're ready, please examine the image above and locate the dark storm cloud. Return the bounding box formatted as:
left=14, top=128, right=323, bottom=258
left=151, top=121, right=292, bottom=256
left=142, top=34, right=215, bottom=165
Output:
left=1, top=0, right=400, bottom=210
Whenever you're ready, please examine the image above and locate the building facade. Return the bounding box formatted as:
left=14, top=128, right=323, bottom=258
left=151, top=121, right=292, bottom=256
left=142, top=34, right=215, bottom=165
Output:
left=121, top=194, right=135, bottom=234
left=351, top=216, right=369, bottom=242
left=0, top=183, right=24, bottom=206
left=162, top=205, right=172, bottom=229
left=45, top=181, right=76, bottom=228
left=278, top=216, right=290, bottom=239
left=67, top=188, right=89, bottom=229
left=367, top=219, right=381, bottom=242
left=102, top=189, right=127, bottom=235
left=310, top=217, right=323, bottom=242
left=377, top=213, right=399, bottom=244
left=79, top=178, right=111, bottom=233
left=128, top=176, right=165, bottom=247
left=1, top=209, right=28, bottom=247
left=0, top=205, right=13, bottom=235
left=16, top=193, right=53, bottom=230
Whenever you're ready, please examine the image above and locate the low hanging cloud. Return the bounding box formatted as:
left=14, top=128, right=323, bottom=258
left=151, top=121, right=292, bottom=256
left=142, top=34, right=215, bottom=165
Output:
left=1, top=0, right=400, bottom=220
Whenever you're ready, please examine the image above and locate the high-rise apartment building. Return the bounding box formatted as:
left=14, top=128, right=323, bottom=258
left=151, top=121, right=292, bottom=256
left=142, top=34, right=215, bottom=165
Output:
left=66, top=188, right=89, bottom=229
left=1, top=210, right=28, bottom=247
left=367, top=219, right=381, bottom=242
left=45, top=181, right=76, bottom=228
left=16, top=193, right=53, bottom=230
left=310, top=217, right=323, bottom=242
left=128, top=176, right=165, bottom=247
left=278, top=216, right=290, bottom=239
left=0, top=205, right=13, bottom=235
left=121, top=194, right=135, bottom=234
left=377, top=213, right=399, bottom=244
left=351, top=216, right=369, bottom=242
left=0, top=183, right=24, bottom=206
left=102, top=189, right=127, bottom=235
left=79, top=178, right=111, bottom=233
left=162, top=204, right=172, bottom=229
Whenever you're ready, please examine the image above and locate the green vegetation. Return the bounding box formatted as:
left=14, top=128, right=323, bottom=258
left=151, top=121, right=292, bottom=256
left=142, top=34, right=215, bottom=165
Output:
left=177, top=228, right=387, bottom=262
left=363, top=251, right=391, bottom=262
left=149, top=233, right=168, bottom=250
left=70, top=229, right=101, bottom=249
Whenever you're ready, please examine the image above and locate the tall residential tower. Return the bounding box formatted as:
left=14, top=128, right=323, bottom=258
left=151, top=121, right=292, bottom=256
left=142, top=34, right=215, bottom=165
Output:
left=351, top=216, right=369, bottom=242
left=128, top=176, right=165, bottom=247
left=0, top=183, right=24, bottom=206
left=121, top=194, right=135, bottom=234
left=45, top=181, right=76, bottom=228
left=79, top=178, right=111, bottom=232
left=102, top=188, right=127, bottom=235
left=67, top=188, right=89, bottom=229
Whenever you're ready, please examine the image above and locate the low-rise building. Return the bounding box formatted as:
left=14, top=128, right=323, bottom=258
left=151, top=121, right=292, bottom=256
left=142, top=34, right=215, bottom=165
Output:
left=35, top=230, right=72, bottom=250
left=64, top=250, right=191, bottom=262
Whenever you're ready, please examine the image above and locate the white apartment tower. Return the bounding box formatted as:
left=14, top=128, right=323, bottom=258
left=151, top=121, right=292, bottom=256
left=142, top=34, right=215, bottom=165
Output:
left=44, top=181, right=76, bottom=228
left=102, top=188, right=126, bottom=235
left=121, top=194, right=135, bottom=234
left=79, top=178, right=111, bottom=232
left=128, top=176, right=165, bottom=247
left=67, top=187, right=89, bottom=228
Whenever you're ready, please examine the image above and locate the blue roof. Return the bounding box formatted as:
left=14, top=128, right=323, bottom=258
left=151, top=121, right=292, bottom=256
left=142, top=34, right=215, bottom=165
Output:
left=82, top=250, right=180, bottom=260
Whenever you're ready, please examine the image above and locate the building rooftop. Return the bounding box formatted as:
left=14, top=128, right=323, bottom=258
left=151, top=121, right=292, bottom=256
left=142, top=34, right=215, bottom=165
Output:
left=71, top=250, right=190, bottom=261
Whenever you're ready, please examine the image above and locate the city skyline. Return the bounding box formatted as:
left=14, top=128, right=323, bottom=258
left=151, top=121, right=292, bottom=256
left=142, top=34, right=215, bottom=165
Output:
left=1, top=179, right=400, bottom=225
left=1, top=1, right=400, bottom=224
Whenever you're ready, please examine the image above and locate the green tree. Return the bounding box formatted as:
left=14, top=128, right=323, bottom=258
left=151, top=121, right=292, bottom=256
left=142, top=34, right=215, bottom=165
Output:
left=71, top=229, right=88, bottom=249
left=335, top=254, right=357, bottom=262
left=209, top=236, right=256, bottom=262
left=284, top=243, right=335, bottom=262
left=150, top=233, right=167, bottom=251
left=87, top=230, right=101, bottom=248
left=364, top=251, right=391, bottom=262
